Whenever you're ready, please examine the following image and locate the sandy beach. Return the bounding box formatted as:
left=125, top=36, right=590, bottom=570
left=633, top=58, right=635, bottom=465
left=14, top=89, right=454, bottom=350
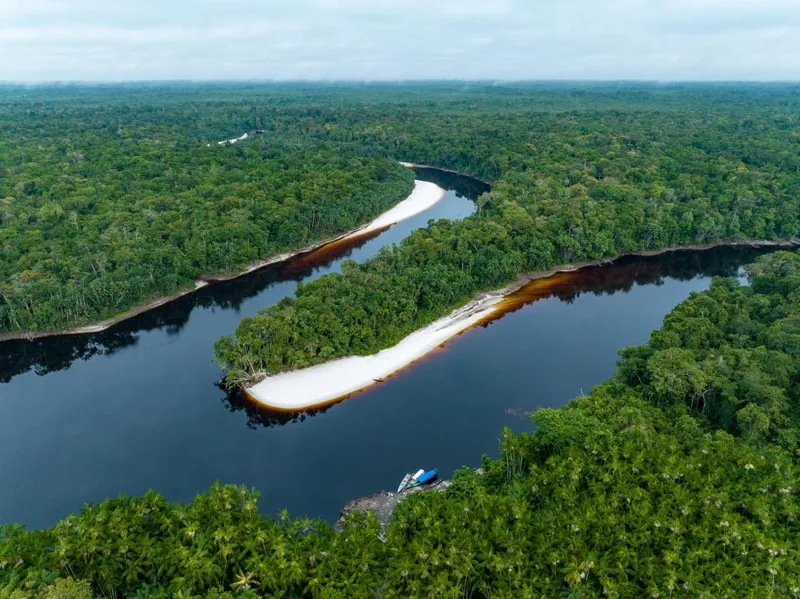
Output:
left=342, top=180, right=445, bottom=240
left=218, top=132, right=249, bottom=145
left=246, top=293, right=503, bottom=410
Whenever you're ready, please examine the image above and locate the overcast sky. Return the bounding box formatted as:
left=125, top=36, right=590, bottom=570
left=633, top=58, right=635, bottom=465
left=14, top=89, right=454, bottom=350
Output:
left=1, top=0, right=799, bottom=81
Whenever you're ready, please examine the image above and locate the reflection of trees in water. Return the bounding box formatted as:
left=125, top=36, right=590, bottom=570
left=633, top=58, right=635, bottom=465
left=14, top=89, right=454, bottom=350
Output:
left=480, top=246, right=776, bottom=328
left=0, top=168, right=486, bottom=384
left=220, top=385, right=333, bottom=430
left=563, top=246, right=769, bottom=301
left=412, top=167, right=491, bottom=201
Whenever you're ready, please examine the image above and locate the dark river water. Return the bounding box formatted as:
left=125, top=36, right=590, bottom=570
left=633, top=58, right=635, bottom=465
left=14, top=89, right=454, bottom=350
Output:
left=0, top=168, right=776, bottom=530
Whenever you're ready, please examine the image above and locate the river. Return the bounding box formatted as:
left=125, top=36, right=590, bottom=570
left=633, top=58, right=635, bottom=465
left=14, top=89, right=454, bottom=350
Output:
left=0, top=168, right=777, bottom=530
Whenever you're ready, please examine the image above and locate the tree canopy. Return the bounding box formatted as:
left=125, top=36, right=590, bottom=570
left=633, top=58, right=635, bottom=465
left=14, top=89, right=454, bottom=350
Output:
left=3, top=250, right=799, bottom=598
left=0, top=86, right=414, bottom=333
left=213, top=83, right=800, bottom=383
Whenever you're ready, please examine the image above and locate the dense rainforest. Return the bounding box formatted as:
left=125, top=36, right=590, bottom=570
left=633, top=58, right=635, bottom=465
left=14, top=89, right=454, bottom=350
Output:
left=2, top=250, right=799, bottom=598
left=0, top=87, right=414, bottom=334
left=210, top=83, right=800, bottom=384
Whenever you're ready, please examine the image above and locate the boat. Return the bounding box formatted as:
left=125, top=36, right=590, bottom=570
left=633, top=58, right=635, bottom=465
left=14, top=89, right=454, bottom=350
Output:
left=397, top=473, right=413, bottom=493
left=397, top=468, right=425, bottom=493
left=409, top=469, right=438, bottom=488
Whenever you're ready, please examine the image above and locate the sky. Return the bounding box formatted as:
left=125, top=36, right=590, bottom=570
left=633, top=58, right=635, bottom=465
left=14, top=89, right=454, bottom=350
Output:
left=1, top=0, right=799, bottom=82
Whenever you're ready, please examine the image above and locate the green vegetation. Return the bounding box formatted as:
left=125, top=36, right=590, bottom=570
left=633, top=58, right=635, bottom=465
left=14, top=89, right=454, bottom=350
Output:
left=617, top=250, right=800, bottom=448
left=0, top=89, right=414, bottom=333
left=214, top=83, right=800, bottom=383
left=3, top=251, right=799, bottom=598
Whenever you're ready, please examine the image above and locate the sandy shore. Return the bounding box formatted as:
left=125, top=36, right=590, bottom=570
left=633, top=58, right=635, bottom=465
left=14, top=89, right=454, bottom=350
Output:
left=246, top=293, right=503, bottom=410
left=207, top=132, right=250, bottom=147
left=245, top=236, right=800, bottom=411
left=219, top=132, right=249, bottom=145
left=0, top=177, right=445, bottom=343
left=343, top=180, right=445, bottom=239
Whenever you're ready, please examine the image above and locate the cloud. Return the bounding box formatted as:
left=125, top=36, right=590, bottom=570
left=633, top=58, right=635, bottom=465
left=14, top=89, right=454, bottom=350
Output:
left=0, top=0, right=798, bottom=81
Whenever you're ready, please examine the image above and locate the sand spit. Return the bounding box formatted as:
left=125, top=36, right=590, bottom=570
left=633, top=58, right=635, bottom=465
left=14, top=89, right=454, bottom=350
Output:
left=245, top=236, right=800, bottom=411
left=1, top=176, right=445, bottom=343
left=343, top=180, right=445, bottom=240
left=205, top=180, right=445, bottom=280
left=246, top=293, right=504, bottom=410
left=219, top=132, right=249, bottom=145
left=207, top=132, right=250, bottom=147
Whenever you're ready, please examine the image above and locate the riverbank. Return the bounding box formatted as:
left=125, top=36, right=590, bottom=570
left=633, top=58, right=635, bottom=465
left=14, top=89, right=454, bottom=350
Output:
left=0, top=179, right=445, bottom=343
left=244, top=237, right=800, bottom=411
left=336, top=479, right=452, bottom=533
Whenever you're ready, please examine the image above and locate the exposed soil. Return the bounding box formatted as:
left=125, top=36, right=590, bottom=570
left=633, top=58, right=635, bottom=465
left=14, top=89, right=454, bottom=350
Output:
left=336, top=479, right=452, bottom=533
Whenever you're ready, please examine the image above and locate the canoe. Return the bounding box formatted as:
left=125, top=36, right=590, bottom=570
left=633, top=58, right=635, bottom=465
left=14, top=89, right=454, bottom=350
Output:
left=398, top=469, right=425, bottom=493
left=397, top=473, right=413, bottom=493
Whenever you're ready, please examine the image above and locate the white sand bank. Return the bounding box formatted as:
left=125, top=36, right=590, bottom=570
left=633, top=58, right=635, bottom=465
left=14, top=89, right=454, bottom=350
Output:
left=217, top=180, right=445, bottom=279
left=218, top=132, right=249, bottom=145
left=342, top=180, right=445, bottom=241
left=246, top=294, right=502, bottom=410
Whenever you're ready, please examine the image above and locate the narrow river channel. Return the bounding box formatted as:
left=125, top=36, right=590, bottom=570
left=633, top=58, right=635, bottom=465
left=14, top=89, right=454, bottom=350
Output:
left=0, top=168, right=778, bottom=530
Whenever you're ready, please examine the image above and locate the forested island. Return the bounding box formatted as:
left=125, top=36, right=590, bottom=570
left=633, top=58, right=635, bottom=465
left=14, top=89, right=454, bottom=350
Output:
left=2, top=250, right=798, bottom=598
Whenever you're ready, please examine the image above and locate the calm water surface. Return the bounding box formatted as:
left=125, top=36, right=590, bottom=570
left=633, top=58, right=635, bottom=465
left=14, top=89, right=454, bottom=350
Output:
left=0, top=169, right=774, bottom=529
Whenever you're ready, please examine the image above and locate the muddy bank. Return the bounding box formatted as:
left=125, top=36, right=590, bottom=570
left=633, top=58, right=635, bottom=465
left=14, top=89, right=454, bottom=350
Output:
left=336, top=479, right=452, bottom=533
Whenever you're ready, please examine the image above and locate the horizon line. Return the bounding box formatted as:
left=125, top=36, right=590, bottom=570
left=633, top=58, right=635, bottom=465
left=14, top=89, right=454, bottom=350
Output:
left=2, top=78, right=800, bottom=86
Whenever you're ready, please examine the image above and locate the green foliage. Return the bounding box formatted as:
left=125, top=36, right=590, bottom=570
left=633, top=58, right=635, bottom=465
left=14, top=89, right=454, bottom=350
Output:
left=618, top=250, right=800, bottom=450
left=4, top=578, right=95, bottom=599
left=0, top=91, right=415, bottom=333
left=0, top=484, right=387, bottom=599
left=214, top=83, right=800, bottom=383
left=5, top=251, right=800, bottom=598
left=530, top=406, right=609, bottom=454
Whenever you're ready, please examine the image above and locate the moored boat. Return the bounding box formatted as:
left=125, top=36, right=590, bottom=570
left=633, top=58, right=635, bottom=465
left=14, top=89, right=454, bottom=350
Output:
left=398, top=468, right=425, bottom=493
left=397, top=473, right=413, bottom=493
left=409, top=469, right=438, bottom=488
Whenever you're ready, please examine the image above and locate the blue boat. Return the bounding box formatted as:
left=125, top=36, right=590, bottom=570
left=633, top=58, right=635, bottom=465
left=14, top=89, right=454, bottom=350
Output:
left=409, top=469, right=438, bottom=488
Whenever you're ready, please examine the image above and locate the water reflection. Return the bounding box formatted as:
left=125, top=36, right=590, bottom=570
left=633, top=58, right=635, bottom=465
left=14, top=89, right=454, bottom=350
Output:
left=410, top=166, right=491, bottom=201
left=0, top=233, right=384, bottom=384
left=492, top=246, right=768, bottom=315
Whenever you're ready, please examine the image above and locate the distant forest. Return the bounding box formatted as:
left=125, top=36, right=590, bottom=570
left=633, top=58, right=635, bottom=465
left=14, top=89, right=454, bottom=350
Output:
left=205, top=83, right=800, bottom=383
left=0, top=86, right=415, bottom=334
